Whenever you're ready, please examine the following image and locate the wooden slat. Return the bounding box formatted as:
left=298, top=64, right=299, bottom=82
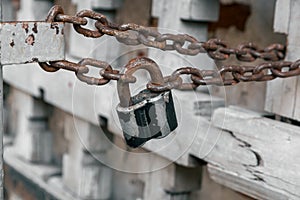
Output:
left=273, top=0, right=290, bottom=34
left=266, top=0, right=300, bottom=121
left=208, top=165, right=288, bottom=200
left=209, top=106, right=300, bottom=199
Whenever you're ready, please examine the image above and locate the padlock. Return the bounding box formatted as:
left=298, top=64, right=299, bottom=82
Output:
left=116, top=57, right=178, bottom=148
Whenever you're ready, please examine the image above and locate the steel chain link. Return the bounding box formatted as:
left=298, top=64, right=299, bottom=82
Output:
left=38, top=5, right=299, bottom=93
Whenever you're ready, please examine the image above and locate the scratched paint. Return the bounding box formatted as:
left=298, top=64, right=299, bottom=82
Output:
left=0, top=21, right=65, bottom=65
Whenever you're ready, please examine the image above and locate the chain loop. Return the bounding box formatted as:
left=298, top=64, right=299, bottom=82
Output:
left=75, top=58, right=112, bottom=85
left=39, top=62, right=60, bottom=72
left=155, top=34, right=184, bottom=51
left=73, top=10, right=108, bottom=38
left=236, top=43, right=259, bottom=62
left=203, top=39, right=230, bottom=60
left=45, top=5, right=64, bottom=23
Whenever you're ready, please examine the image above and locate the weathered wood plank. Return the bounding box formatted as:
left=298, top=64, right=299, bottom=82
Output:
left=294, top=77, right=300, bottom=119
left=179, top=0, right=219, bottom=22
left=273, top=0, right=290, bottom=34
left=209, top=106, right=300, bottom=199
left=208, top=165, right=289, bottom=200
left=266, top=0, right=300, bottom=121
left=4, top=147, right=71, bottom=199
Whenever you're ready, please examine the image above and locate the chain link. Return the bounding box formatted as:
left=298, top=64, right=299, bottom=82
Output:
left=38, top=5, right=298, bottom=93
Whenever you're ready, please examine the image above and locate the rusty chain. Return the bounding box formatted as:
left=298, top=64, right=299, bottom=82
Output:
left=38, top=5, right=300, bottom=93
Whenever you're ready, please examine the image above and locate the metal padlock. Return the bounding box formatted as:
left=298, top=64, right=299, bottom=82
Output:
left=116, top=57, right=178, bottom=148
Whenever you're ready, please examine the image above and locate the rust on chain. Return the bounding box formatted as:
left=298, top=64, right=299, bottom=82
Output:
left=45, top=5, right=64, bottom=23
left=73, top=10, right=108, bottom=38
left=55, top=14, right=87, bottom=25
left=39, top=62, right=60, bottom=72
left=36, top=6, right=300, bottom=92
left=147, top=76, right=183, bottom=92
left=44, top=5, right=285, bottom=61
left=170, top=67, right=203, bottom=90
left=76, top=58, right=112, bottom=85
left=155, top=34, right=185, bottom=51
left=100, top=69, right=122, bottom=81
left=117, top=57, right=165, bottom=107
left=49, top=60, right=82, bottom=72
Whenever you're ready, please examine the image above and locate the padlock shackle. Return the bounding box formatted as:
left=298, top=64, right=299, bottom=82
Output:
left=117, top=57, right=164, bottom=107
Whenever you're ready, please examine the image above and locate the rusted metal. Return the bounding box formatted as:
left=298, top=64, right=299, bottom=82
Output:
left=115, top=57, right=177, bottom=148
left=33, top=5, right=300, bottom=93
left=39, top=62, right=60, bottom=72
left=0, top=21, right=64, bottom=65
left=44, top=5, right=285, bottom=62
left=117, top=57, right=165, bottom=107
left=73, top=9, right=108, bottom=38
left=76, top=58, right=113, bottom=85
left=100, top=68, right=122, bottom=81
left=56, top=14, right=87, bottom=25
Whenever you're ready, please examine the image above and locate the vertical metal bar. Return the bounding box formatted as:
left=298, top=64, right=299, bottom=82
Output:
left=0, top=0, right=3, bottom=199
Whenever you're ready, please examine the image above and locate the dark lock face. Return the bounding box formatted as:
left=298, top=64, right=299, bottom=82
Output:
left=117, top=89, right=178, bottom=148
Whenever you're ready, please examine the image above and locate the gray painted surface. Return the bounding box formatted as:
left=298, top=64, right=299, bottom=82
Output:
left=0, top=22, right=65, bottom=65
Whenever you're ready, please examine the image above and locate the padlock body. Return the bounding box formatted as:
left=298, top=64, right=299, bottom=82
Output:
left=116, top=89, right=177, bottom=148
